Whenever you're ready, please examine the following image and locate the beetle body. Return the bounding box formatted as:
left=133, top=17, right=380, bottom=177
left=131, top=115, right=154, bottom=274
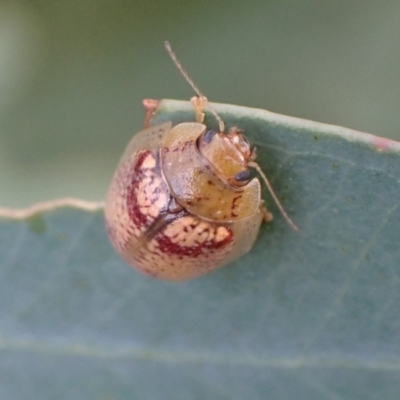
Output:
left=104, top=42, right=297, bottom=281
left=105, top=120, right=265, bottom=281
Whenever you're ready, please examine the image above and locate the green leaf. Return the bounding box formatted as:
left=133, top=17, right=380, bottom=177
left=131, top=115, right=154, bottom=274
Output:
left=1, top=100, right=400, bottom=399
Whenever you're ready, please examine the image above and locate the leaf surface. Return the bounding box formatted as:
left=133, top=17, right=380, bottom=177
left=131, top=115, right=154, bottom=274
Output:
left=1, top=100, right=400, bottom=399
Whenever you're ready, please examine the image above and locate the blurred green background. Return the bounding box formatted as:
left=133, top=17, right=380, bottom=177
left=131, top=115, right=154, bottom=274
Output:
left=1, top=0, right=400, bottom=207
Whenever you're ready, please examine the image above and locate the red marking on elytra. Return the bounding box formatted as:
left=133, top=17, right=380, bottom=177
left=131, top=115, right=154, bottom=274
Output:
left=156, top=225, right=234, bottom=258
left=230, top=194, right=242, bottom=218
left=127, top=150, right=161, bottom=228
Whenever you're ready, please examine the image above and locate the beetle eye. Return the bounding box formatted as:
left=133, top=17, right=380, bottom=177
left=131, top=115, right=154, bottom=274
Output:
left=234, top=169, right=251, bottom=182
left=203, top=129, right=217, bottom=143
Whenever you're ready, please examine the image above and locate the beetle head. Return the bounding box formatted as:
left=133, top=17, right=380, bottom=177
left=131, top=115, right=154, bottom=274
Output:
left=197, top=126, right=255, bottom=187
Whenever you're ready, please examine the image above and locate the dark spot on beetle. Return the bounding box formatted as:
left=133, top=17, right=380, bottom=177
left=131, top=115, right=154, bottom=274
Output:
left=144, top=268, right=157, bottom=277
left=313, top=136, right=319, bottom=141
left=234, top=169, right=251, bottom=182
left=181, top=141, right=191, bottom=150
left=231, top=195, right=242, bottom=210
left=204, top=129, right=217, bottom=143
left=207, top=180, right=214, bottom=185
left=150, top=195, right=160, bottom=206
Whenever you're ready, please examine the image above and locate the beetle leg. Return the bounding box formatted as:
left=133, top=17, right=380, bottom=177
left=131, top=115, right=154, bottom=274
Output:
left=190, top=96, right=208, bottom=124
left=142, top=99, right=160, bottom=128
left=262, top=206, right=273, bottom=223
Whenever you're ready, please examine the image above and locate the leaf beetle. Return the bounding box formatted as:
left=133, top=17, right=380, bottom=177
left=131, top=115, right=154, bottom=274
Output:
left=105, top=42, right=297, bottom=281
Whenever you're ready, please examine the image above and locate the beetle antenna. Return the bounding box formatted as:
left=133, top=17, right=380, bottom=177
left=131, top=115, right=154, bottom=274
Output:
left=248, top=161, right=299, bottom=231
left=165, top=41, right=225, bottom=132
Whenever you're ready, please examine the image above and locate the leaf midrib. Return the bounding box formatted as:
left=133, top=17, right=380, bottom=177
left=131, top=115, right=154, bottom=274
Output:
left=0, top=337, right=398, bottom=371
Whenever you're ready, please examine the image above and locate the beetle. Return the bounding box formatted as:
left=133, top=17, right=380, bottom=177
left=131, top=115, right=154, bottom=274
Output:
left=104, top=42, right=297, bottom=281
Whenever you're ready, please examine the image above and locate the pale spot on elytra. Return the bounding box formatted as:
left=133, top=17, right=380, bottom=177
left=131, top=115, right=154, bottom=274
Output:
left=163, top=216, right=230, bottom=248
left=216, top=226, right=229, bottom=242
left=136, top=173, right=166, bottom=219
left=164, top=216, right=213, bottom=247
left=142, top=154, right=156, bottom=169
left=164, top=216, right=193, bottom=242
left=153, top=192, right=168, bottom=211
